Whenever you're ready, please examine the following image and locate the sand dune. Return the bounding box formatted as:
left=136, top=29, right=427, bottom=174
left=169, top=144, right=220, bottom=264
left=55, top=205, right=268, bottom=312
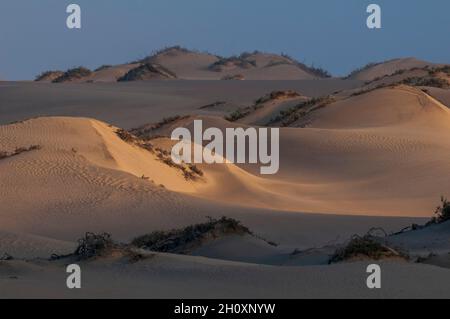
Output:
left=33, top=47, right=331, bottom=82
left=2, top=78, right=450, bottom=298
left=347, top=58, right=436, bottom=81
left=3, top=85, right=448, bottom=231
left=88, top=64, right=142, bottom=82
left=134, top=85, right=450, bottom=216
left=0, top=115, right=426, bottom=246
left=296, top=85, right=450, bottom=129
left=0, top=80, right=362, bottom=128
left=2, top=251, right=450, bottom=298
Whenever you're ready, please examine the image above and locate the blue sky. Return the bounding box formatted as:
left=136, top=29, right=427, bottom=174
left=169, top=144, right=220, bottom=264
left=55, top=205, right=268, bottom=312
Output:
left=1, top=0, right=449, bottom=80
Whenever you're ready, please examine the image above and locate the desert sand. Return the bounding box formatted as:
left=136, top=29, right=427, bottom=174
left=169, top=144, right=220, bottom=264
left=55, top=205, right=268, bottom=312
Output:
left=1, top=56, right=450, bottom=298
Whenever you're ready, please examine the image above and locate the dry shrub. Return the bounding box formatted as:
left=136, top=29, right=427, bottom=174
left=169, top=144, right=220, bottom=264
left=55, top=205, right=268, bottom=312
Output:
left=429, top=196, right=450, bottom=224
left=53, top=67, right=92, bottom=83
left=131, top=217, right=251, bottom=253
left=0, top=253, right=13, bottom=261
left=329, top=232, right=407, bottom=264
left=74, top=232, right=116, bottom=260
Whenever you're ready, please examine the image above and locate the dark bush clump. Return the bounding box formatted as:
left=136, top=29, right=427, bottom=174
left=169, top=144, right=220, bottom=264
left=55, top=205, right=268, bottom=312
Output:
left=429, top=196, right=450, bottom=224
left=53, top=67, right=92, bottom=83
left=115, top=128, right=135, bottom=143
left=118, top=63, right=177, bottom=81
left=402, top=77, right=449, bottom=88
left=329, top=233, right=406, bottom=264
left=0, top=145, right=41, bottom=160
left=131, top=217, right=251, bottom=253
left=0, top=253, right=13, bottom=261
left=74, top=232, right=116, bottom=260
left=225, top=108, right=251, bottom=122
left=35, top=70, right=64, bottom=82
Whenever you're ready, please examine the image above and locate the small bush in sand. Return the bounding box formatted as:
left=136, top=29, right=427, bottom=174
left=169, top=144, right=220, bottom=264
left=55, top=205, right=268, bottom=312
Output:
left=255, top=90, right=301, bottom=105
left=115, top=128, right=135, bottom=143
left=131, top=217, right=252, bottom=253
left=118, top=63, right=177, bottom=81
left=53, top=67, right=92, bottom=83
left=115, top=127, right=202, bottom=180
left=35, top=70, right=64, bottom=82
left=208, top=53, right=258, bottom=72
left=188, top=164, right=204, bottom=177
left=329, top=233, right=407, bottom=264
left=267, top=96, right=335, bottom=127
left=430, top=196, right=450, bottom=224
left=402, top=76, right=448, bottom=89
left=74, top=232, right=116, bottom=260
left=129, top=115, right=190, bottom=138
left=0, top=253, right=13, bottom=261
left=225, top=108, right=251, bottom=122
left=428, top=66, right=450, bottom=76
left=0, top=145, right=41, bottom=160
left=279, top=53, right=331, bottom=78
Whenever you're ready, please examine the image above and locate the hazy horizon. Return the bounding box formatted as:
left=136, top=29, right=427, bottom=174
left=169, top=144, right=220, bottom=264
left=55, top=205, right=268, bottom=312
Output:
left=1, top=0, right=450, bottom=80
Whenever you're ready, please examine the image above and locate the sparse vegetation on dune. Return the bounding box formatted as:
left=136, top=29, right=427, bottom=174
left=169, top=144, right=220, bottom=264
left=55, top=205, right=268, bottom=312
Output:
left=267, top=96, right=335, bottom=127
left=225, top=108, right=252, bottom=122
left=35, top=70, right=64, bottom=82
left=430, top=196, right=450, bottom=225
left=353, top=63, right=450, bottom=89
left=73, top=232, right=117, bottom=260
left=141, top=45, right=207, bottom=63
left=0, top=253, right=13, bottom=261
left=117, top=63, right=177, bottom=81
left=343, top=59, right=409, bottom=79
left=130, top=115, right=189, bottom=137
left=209, top=51, right=331, bottom=78
left=209, top=53, right=257, bottom=72
left=49, top=217, right=264, bottom=261
left=115, top=127, right=203, bottom=181
left=255, top=90, right=302, bottom=104
left=225, top=90, right=303, bottom=122
left=390, top=197, right=450, bottom=235
left=329, top=230, right=408, bottom=264
left=280, top=53, right=331, bottom=78
left=131, top=217, right=252, bottom=253
left=155, top=146, right=204, bottom=180
left=0, top=145, right=41, bottom=160
left=428, top=65, right=450, bottom=76
left=52, top=67, right=92, bottom=83
left=52, top=232, right=149, bottom=263
left=402, top=76, right=449, bottom=89
left=350, top=83, right=389, bottom=97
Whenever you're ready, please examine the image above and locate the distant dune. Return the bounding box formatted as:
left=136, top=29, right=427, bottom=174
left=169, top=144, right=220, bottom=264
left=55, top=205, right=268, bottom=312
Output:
left=346, top=57, right=437, bottom=81
left=34, top=46, right=331, bottom=82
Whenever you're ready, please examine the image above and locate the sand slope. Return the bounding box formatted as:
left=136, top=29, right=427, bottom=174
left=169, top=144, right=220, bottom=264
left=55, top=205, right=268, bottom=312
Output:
left=2, top=85, right=449, bottom=225
left=138, top=85, right=450, bottom=217
left=347, top=58, right=435, bottom=81
left=2, top=253, right=450, bottom=298
left=0, top=116, right=426, bottom=251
